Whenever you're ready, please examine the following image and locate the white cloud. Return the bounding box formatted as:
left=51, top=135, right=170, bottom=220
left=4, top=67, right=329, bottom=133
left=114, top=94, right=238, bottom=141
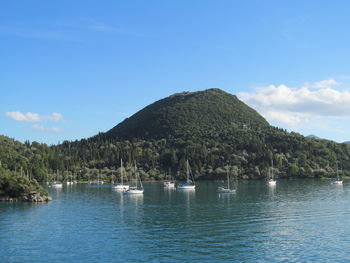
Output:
left=238, top=79, right=350, bottom=128
left=31, top=125, right=62, bottom=133
left=5, top=111, right=64, bottom=122
left=312, top=78, right=339, bottom=89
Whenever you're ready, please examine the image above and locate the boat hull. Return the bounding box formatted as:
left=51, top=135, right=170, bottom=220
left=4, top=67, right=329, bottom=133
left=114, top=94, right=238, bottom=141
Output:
left=177, top=185, right=195, bottom=190
left=124, top=189, right=144, bottom=194
left=268, top=180, right=276, bottom=186
left=217, top=187, right=235, bottom=193
left=164, top=182, right=175, bottom=188
left=112, top=184, right=130, bottom=190
left=333, top=180, right=343, bottom=185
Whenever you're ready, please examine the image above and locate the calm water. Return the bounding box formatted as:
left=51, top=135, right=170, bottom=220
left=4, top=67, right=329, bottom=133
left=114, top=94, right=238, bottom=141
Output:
left=1, top=180, right=350, bottom=262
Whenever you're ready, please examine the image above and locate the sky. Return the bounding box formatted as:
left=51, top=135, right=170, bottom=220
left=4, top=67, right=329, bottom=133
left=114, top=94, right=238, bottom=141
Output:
left=1, top=0, right=350, bottom=144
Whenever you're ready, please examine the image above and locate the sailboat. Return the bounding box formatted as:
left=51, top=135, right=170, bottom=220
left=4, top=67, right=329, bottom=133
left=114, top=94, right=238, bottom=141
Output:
left=66, top=171, right=73, bottom=185
left=111, top=171, right=115, bottom=185
left=217, top=167, right=236, bottom=193
left=45, top=172, right=50, bottom=185
left=112, top=159, right=130, bottom=190
left=333, top=162, right=343, bottom=185
left=177, top=160, right=195, bottom=190
left=164, top=168, right=175, bottom=188
left=268, top=160, right=276, bottom=186
left=51, top=170, right=63, bottom=188
left=124, top=164, right=144, bottom=194
left=73, top=174, right=77, bottom=184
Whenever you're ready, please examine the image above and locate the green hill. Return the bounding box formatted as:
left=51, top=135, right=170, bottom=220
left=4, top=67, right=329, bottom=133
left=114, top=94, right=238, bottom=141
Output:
left=1, top=89, right=350, bottom=182
left=106, top=88, right=269, bottom=140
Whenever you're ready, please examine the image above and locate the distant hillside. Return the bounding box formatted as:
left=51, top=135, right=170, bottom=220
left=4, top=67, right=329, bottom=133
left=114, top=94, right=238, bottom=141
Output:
left=106, top=89, right=269, bottom=140
left=307, top=135, right=322, bottom=139
left=2, top=89, right=350, bottom=182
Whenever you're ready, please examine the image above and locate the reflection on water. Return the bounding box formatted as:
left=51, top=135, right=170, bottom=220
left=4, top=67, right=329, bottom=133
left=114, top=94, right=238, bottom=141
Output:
left=124, top=193, right=144, bottom=205
left=1, top=180, right=350, bottom=262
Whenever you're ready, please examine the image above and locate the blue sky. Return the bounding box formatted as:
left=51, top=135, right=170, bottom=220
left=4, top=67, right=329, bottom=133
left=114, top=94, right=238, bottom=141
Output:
left=1, top=0, right=350, bottom=144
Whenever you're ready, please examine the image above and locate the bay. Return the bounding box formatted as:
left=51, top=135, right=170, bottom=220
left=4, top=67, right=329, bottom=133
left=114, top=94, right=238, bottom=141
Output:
left=1, top=180, right=350, bottom=262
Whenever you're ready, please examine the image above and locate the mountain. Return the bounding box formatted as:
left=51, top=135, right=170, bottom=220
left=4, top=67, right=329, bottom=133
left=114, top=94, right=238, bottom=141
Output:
left=2, top=88, right=350, bottom=182
left=106, top=88, right=269, bottom=140
left=307, top=135, right=322, bottom=139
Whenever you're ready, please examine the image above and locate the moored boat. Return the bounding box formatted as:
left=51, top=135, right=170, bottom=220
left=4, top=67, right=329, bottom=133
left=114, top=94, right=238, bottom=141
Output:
left=177, top=160, right=195, bottom=190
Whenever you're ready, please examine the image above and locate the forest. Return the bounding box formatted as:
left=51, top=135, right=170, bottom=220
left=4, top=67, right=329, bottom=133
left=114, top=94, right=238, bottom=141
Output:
left=1, top=89, right=350, bottom=183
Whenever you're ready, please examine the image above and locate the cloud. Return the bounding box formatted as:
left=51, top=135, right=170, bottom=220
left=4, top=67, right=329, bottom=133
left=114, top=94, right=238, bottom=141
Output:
left=5, top=111, right=64, bottom=122
left=309, top=78, right=340, bottom=89
left=31, top=125, right=62, bottom=133
left=238, top=79, right=350, bottom=128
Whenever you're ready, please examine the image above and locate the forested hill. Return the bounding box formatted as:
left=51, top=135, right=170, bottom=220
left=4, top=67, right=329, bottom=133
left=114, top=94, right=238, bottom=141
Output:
left=1, top=89, right=350, bottom=182
left=105, top=88, right=269, bottom=140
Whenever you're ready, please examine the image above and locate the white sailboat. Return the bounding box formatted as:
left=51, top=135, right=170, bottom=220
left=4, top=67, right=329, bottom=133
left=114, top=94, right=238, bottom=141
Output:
left=164, top=168, right=175, bottom=188
left=177, top=160, right=195, bottom=190
left=66, top=171, right=73, bottom=185
left=45, top=172, right=50, bottom=185
left=111, top=171, right=115, bottom=185
left=333, top=162, right=343, bottom=185
left=96, top=174, right=104, bottom=184
left=51, top=170, right=63, bottom=188
left=217, top=167, right=236, bottom=193
left=112, top=159, right=130, bottom=190
left=268, top=160, right=276, bottom=186
left=124, top=164, right=144, bottom=195
left=73, top=174, right=77, bottom=184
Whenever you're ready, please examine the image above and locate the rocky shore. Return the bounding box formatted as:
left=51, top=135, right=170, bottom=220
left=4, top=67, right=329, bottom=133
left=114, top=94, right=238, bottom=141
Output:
left=0, top=191, right=52, bottom=202
left=0, top=169, right=53, bottom=203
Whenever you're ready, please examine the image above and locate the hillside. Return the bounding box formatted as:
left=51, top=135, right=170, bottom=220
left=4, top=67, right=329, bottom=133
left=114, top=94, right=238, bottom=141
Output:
left=106, top=89, right=269, bottom=140
left=2, top=89, right=350, bottom=182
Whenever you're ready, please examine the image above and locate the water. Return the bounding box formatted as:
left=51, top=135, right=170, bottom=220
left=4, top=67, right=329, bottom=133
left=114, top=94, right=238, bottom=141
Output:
left=1, top=180, right=350, bottom=262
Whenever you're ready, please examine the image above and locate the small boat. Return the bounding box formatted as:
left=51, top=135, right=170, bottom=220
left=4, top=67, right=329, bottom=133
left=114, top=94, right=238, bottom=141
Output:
left=112, top=159, right=130, bottom=190
left=73, top=174, right=77, bottom=184
left=51, top=181, right=63, bottom=188
left=124, top=164, right=143, bottom=195
left=66, top=178, right=73, bottom=185
left=332, top=162, right=343, bottom=185
left=65, top=171, right=73, bottom=185
left=51, top=170, right=62, bottom=188
left=268, top=160, right=277, bottom=186
left=217, top=167, right=236, bottom=193
left=164, top=168, right=175, bottom=188
left=96, top=179, right=104, bottom=185
left=96, top=174, right=104, bottom=184
left=177, top=160, right=195, bottom=190
left=164, top=181, right=176, bottom=188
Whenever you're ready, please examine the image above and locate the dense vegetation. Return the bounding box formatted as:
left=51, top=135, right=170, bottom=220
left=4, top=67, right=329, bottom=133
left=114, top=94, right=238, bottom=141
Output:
left=107, top=89, right=269, bottom=140
left=0, top=167, right=49, bottom=200
left=1, top=89, right=350, bottom=183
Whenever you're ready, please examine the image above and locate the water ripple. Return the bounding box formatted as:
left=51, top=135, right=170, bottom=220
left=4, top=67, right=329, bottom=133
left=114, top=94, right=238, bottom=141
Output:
left=1, top=180, right=350, bottom=262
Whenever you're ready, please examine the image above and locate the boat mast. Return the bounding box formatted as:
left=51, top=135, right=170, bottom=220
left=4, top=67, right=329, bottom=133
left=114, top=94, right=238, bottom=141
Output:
left=336, top=161, right=339, bottom=180
left=271, top=159, right=274, bottom=180
left=135, top=165, right=137, bottom=189
left=121, top=159, right=123, bottom=185
left=136, top=164, right=143, bottom=189
left=227, top=167, right=230, bottom=189
left=186, top=160, right=189, bottom=182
